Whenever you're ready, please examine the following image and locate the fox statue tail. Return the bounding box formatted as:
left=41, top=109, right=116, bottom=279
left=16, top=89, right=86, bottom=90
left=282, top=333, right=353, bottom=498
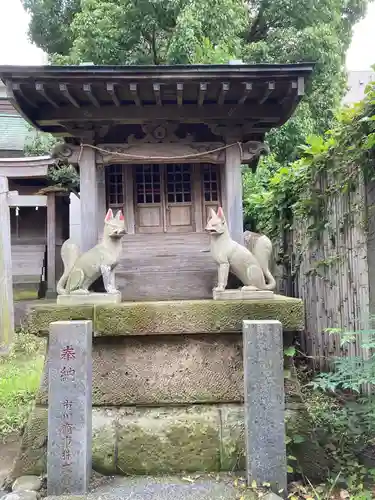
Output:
left=244, top=231, right=276, bottom=291
left=56, top=239, right=81, bottom=295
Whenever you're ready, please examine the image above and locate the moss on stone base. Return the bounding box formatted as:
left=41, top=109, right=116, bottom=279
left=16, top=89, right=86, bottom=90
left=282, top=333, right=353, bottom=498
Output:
left=11, top=402, right=328, bottom=480
left=27, top=297, right=303, bottom=336
left=220, top=406, right=245, bottom=470
left=11, top=406, right=48, bottom=478
left=27, top=304, right=94, bottom=335
left=116, top=407, right=221, bottom=474
left=92, top=410, right=117, bottom=474
left=94, top=296, right=304, bottom=335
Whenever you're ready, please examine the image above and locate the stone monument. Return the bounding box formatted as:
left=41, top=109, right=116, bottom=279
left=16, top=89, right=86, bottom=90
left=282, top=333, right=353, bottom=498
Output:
left=243, top=320, right=287, bottom=494
left=56, top=209, right=126, bottom=305
left=47, top=320, right=92, bottom=496
left=205, top=207, right=276, bottom=300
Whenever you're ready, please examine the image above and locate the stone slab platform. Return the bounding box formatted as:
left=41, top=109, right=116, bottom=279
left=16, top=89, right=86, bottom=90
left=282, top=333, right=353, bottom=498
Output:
left=46, top=474, right=255, bottom=500
left=26, top=296, right=304, bottom=336
left=213, top=289, right=274, bottom=300
left=57, top=292, right=121, bottom=306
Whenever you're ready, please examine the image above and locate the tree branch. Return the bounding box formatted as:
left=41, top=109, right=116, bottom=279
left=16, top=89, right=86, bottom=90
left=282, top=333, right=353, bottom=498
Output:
left=245, top=2, right=268, bottom=43
left=151, top=27, right=159, bottom=65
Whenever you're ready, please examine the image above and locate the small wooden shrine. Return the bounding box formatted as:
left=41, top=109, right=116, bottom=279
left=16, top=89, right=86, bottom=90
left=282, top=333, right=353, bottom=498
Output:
left=0, top=63, right=313, bottom=300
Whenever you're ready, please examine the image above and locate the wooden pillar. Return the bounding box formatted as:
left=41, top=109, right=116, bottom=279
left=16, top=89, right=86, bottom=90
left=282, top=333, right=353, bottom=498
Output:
left=79, top=147, right=98, bottom=252
left=0, top=176, right=14, bottom=354
left=46, top=192, right=56, bottom=297
left=124, top=165, right=135, bottom=234
left=96, top=165, right=106, bottom=239
left=225, top=143, right=244, bottom=244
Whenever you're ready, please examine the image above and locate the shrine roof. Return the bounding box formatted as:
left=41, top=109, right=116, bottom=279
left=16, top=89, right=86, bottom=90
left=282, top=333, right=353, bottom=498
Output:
left=0, top=63, right=314, bottom=140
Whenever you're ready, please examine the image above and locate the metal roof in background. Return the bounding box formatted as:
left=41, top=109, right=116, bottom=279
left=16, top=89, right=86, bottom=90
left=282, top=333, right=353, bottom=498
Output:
left=0, top=113, right=33, bottom=152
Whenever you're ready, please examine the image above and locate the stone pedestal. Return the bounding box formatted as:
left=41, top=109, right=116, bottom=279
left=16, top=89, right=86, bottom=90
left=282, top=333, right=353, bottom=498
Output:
left=12, top=298, right=305, bottom=482
left=57, top=292, right=121, bottom=306
left=213, top=289, right=274, bottom=300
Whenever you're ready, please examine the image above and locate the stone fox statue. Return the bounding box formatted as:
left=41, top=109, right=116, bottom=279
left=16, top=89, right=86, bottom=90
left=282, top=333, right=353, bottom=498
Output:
left=205, top=207, right=276, bottom=292
left=57, top=209, right=126, bottom=295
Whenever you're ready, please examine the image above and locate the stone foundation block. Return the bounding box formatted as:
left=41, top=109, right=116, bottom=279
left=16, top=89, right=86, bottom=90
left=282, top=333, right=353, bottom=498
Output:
left=94, top=297, right=304, bottom=335
left=27, top=305, right=94, bottom=336
left=11, top=406, right=224, bottom=478
left=10, top=404, right=328, bottom=480
left=115, top=406, right=221, bottom=474
left=36, top=335, right=243, bottom=406
left=26, top=297, right=304, bottom=337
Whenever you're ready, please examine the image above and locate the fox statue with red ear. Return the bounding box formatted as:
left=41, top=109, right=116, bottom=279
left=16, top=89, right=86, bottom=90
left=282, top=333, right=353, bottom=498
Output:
left=205, top=207, right=275, bottom=293
left=57, top=209, right=127, bottom=295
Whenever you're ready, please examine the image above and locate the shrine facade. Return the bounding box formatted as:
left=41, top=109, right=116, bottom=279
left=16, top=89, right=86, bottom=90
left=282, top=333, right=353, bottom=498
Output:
left=0, top=63, right=313, bottom=300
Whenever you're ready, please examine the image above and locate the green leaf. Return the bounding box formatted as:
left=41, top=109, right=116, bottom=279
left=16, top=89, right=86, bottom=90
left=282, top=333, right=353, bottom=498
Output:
left=292, top=435, right=305, bottom=444
left=284, top=346, right=296, bottom=357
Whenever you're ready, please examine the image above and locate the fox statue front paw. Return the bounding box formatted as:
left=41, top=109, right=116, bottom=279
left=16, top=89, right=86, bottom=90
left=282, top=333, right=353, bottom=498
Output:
left=106, top=287, right=120, bottom=294
left=213, top=285, right=225, bottom=292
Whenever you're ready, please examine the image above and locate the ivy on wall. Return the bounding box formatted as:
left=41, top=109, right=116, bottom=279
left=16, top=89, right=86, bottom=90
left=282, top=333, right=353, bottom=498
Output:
left=243, top=75, right=375, bottom=242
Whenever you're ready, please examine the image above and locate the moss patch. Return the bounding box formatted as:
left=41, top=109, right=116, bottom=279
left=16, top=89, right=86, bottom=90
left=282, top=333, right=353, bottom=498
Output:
left=94, top=296, right=304, bottom=336
left=11, top=406, right=48, bottom=479
left=13, top=289, right=39, bottom=301
left=92, top=410, right=117, bottom=474
left=27, top=304, right=94, bottom=336
left=220, top=406, right=245, bottom=471
left=116, top=407, right=221, bottom=474
left=13, top=404, right=325, bottom=478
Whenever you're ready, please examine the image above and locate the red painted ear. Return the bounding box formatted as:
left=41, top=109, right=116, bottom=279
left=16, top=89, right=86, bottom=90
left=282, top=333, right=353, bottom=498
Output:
left=118, top=210, right=125, bottom=221
left=105, top=208, right=114, bottom=222
left=217, top=207, right=225, bottom=219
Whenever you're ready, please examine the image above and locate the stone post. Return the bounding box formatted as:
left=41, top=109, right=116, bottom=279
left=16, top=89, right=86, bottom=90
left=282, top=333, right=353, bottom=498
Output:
left=47, top=320, right=92, bottom=496
left=243, top=320, right=287, bottom=495
left=224, top=143, right=243, bottom=245
left=79, top=146, right=98, bottom=252
left=0, top=176, right=14, bottom=354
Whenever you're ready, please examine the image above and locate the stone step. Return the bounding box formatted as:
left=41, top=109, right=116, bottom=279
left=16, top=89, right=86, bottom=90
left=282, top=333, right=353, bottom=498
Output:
left=46, top=474, right=255, bottom=500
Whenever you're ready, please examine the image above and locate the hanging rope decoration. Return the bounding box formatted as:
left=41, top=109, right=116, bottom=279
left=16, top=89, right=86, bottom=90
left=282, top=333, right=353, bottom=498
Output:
left=78, top=141, right=244, bottom=164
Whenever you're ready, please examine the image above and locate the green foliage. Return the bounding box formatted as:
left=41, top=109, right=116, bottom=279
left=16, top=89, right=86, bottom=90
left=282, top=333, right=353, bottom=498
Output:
left=302, top=322, right=375, bottom=494
left=47, top=163, right=80, bottom=194
left=22, top=0, right=80, bottom=55
left=312, top=323, right=375, bottom=393
left=24, top=127, right=57, bottom=157
left=244, top=75, right=375, bottom=239
left=24, top=129, right=80, bottom=194
left=0, top=330, right=45, bottom=437
left=28, top=0, right=247, bottom=66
